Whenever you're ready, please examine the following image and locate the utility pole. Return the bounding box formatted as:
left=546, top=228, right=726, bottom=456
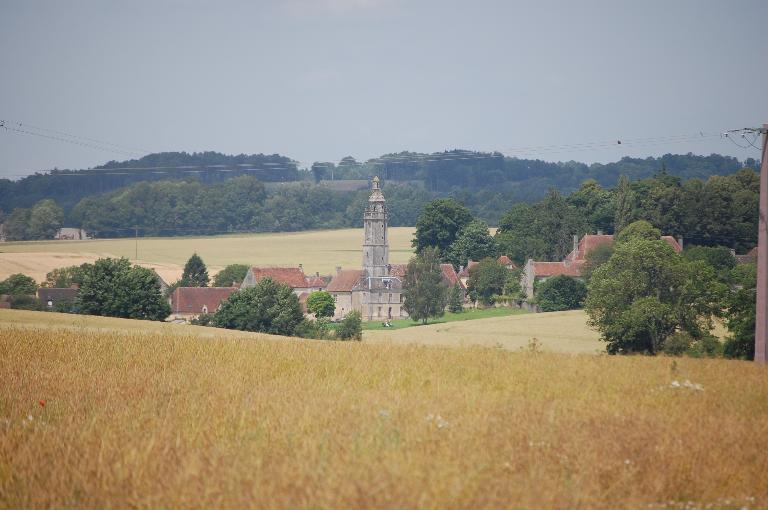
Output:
left=756, top=124, right=768, bottom=364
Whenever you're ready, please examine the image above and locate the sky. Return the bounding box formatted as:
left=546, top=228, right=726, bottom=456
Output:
left=1, top=0, right=766, bottom=179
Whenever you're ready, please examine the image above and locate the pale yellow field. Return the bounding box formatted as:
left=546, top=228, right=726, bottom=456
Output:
left=367, top=310, right=605, bottom=353
left=1, top=313, right=766, bottom=508
left=0, top=227, right=416, bottom=283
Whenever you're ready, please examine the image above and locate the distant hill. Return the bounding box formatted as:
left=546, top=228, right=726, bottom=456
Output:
left=0, top=150, right=759, bottom=216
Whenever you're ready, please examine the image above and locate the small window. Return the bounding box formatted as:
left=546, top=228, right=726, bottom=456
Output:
left=202, top=305, right=208, bottom=314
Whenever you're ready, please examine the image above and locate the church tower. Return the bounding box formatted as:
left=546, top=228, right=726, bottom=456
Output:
left=362, top=176, right=389, bottom=278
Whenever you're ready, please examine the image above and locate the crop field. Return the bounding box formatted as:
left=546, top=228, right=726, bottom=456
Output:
left=0, top=227, right=417, bottom=283
left=1, top=311, right=766, bottom=508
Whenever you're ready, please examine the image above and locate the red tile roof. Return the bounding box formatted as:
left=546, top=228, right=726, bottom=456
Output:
left=171, top=287, right=237, bottom=314
left=661, top=236, right=683, bottom=253
left=326, top=269, right=364, bottom=292
left=440, top=263, right=463, bottom=288
left=497, top=255, right=517, bottom=268
left=530, top=260, right=585, bottom=278
left=566, top=234, right=615, bottom=261
left=248, top=267, right=310, bottom=288
left=458, top=260, right=479, bottom=278
left=306, top=276, right=328, bottom=288
left=735, top=247, right=758, bottom=264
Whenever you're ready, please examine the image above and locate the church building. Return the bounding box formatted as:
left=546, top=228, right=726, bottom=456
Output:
left=326, top=176, right=405, bottom=320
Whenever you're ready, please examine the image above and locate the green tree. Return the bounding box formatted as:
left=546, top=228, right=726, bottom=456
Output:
left=567, top=179, right=615, bottom=234
left=467, top=257, right=508, bottom=306
left=27, top=199, right=64, bottom=240
left=613, top=175, right=635, bottom=233
left=336, top=310, right=362, bottom=341
left=615, top=220, right=661, bottom=245
left=306, top=290, right=335, bottom=318
left=3, top=208, right=31, bottom=241
left=581, top=243, right=614, bottom=283
left=76, top=258, right=170, bottom=321
left=682, top=246, right=737, bottom=283
left=212, top=277, right=303, bottom=336
left=445, top=220, right=497, bottom=269
left=402, top=246, right=448, bottom=324
left=412, top=198, right=473, bottom=254
left=495, top=190, right=588, bottom=265
left=0, top=273, right=38, bottom=295
left=42, top=265, right=86, bottom=288
left=212, top=264, right=249, bottom=287
left=181, top=253, right=209, bottom=287
left=723, top=264, right=756, bottom=360
left=585, top=239, right=726, bottom=354
left=535, top=275, right=587, bottom=312
left=447, top=283, right=464, bottom=313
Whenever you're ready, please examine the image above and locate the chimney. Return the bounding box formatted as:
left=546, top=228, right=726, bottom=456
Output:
left=597, top=229, right=603, bottom=235
left=730, top=248, right=736, bottom=257
left=677, top=236, right=684, bottom=250
left=316, top=271, right=320, bottom=277
left=336, top=266, right=342, bottom=275
left=573, top=234, right=579, bottom=254
left=459, top=265, right=464, bottom=274
left=298, top=263, right=303, bottom=272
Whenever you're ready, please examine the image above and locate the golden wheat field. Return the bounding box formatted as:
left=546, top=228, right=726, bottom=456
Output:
left=1, top=312, right=767, bottom=509
left=0, top=227, right=417, bottom=283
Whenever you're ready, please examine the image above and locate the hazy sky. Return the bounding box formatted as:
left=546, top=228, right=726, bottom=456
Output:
left=1, top=0, right=766, bottom=179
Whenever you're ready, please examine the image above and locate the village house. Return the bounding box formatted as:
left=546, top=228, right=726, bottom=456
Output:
left=169, top=287, right=238, bottom=321
left=37, top=287, right=79, bottom=310
left=54, top=227, right=89, bottom=240
left=240, top=265, right=326, bottom=296
left=521, top=233, right=683, bottom=300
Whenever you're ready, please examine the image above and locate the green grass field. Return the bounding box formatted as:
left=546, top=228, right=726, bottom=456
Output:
left=363, top=307, right=529, bottom=330
left=0, top=227, right=417, bottom=283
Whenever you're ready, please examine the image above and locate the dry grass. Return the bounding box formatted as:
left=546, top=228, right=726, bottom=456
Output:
left=0, top=227, right=417, bottom=283
left=366, top=310, right=605, bottom=353
left=1, top=314, right=767, bottom=508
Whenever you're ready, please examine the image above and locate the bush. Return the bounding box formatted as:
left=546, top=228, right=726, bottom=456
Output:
left=662, top=332, right=693, bottom=356
left=0, top=273, right=37, bottom=296
left=336, top=311, right=362, bottom=341
left=306, top=291, right=335, bottom=318
left=10, top=294, right=41, bottom=310
left=535, top=275, right=587, bottom=312
left=447, top=283, right=464, bottom=313
left=190, top=313, right=214, bottom=326
left=686, top=334, right=722, bottom=358
left=294, top=318, right=331, bottom=340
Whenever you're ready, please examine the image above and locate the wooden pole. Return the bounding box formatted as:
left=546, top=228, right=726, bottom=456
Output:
left=755, top=124, right=768, bottom=363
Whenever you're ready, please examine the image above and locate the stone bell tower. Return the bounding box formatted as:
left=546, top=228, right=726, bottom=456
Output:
left=362, top=176, right=389, bottom=278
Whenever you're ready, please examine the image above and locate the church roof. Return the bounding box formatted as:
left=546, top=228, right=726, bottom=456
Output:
left=326, top=269, right=364, bottom=292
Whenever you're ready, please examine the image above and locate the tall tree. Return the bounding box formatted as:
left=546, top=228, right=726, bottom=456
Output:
left=76, top=258, right=170, bottom=321
left=212, top=264, right=249, bottom=287
left=402, top=246, right=448, bottom=324
left=27, top=199, right=63, bottom=240
left=585, top=239, right=726, bottom=354
left=613, top=175, right=635, bottom=234
left=306, top=290, right=335, bottom=319
left=412, top=198, right=473, bottom=254
left=212, top=277, right=303, bottom=336
left=535, top=275, right=587, bottom=312
left=467, top=257, right=508, bottom=305
left=42, top=265, right=86, bottom=288
left=0, top=273, right=38, bottom=295
left=181, top=253, right=209, bottom=287
left=445, top=220, right=497, bottom=269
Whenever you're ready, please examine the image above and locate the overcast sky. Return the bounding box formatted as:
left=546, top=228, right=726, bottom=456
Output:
left=1, top=0, right=766, bottom=179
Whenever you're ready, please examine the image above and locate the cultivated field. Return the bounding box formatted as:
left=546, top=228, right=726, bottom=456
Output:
left=367, top=310, right=605, bottom=353
left=1, top=311, right=766, bottom=509
left=0, top=227, right=417, bottom=283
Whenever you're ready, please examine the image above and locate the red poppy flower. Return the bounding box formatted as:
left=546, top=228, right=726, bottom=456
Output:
left=39, top=400, right=45, bottom=407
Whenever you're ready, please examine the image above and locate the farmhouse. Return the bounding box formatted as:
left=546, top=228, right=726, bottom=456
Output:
left=37, top=287, right=79, bottom=310
left=169, top=287, right=238, bottom=320
left=240, top=266, right=326, bottom=296
left=54, top=228, right=89, bottom=240
left=522, top=233, right=683, bottom=300
left=458, top=255, right=517, bottom=288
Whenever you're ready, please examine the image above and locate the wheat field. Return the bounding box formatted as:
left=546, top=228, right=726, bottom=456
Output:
left=0, top=227, right=417, bottom=283
left=1, top=312, right=766, bottom=508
